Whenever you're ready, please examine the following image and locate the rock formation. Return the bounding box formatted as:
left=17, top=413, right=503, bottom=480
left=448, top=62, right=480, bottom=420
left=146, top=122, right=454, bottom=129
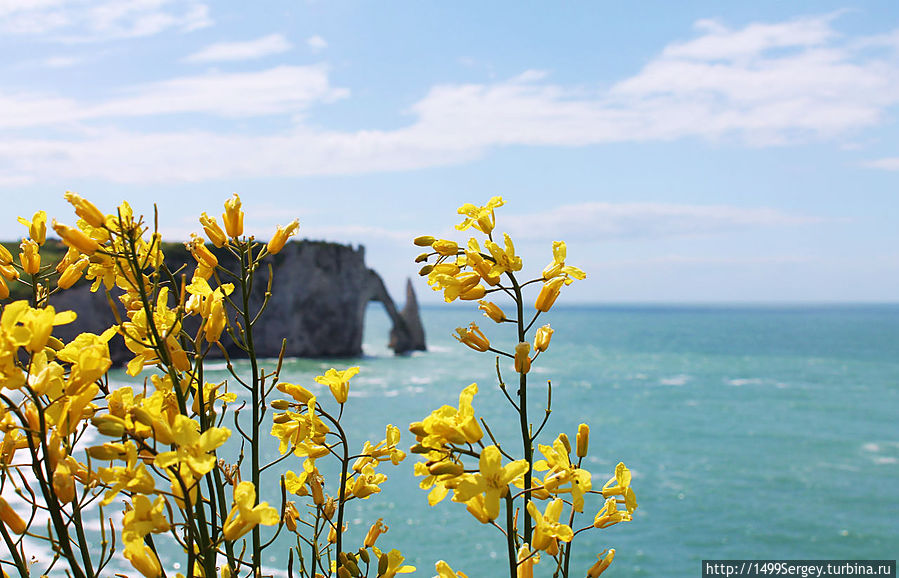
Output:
left=50, top=240, right=426, bottom=363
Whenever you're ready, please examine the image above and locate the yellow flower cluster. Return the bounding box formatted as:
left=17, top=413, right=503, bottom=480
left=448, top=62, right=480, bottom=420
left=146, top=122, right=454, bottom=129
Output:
left=0, top=192, right=414, bottom=578
left=409, top=198, right=635, bottom=577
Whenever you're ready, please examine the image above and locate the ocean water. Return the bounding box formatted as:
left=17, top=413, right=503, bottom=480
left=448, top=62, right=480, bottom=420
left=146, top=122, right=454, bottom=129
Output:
left=204, top=303, right=897, bottom=576
left=15, top=304, right=897, bottom=576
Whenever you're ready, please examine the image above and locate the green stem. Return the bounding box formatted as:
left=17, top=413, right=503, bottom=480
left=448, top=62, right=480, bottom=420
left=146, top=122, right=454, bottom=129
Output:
left=508, top=273, right=533, bottom=545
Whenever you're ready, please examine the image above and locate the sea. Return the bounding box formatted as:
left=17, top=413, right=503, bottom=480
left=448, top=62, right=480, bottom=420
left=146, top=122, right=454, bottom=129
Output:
left=13, top=304, right=899, bottom=577
left=210, top=303, right=897, bottom=577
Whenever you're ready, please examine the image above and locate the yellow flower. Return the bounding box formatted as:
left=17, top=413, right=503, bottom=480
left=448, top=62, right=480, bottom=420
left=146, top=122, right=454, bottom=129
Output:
left=0, top=245, right=12, bottom=266
left=222, top=193, right=244, bottom=238
left=187, top=235, right=218, bottom=269
left=601, top=462, right=638, bottom=513
left=533, top=434, right=592, bottom=512
left=52, top=220, right=101, bottom=255
left=364, top=517, right=388, bottom=547
left=19, top=239, right=40, bottom=275
left=222, top=481, right=279, bottom=541
left=534, top=324, right=553, bottom=352
left=57, top=256, right=89, bottom=289
left=466, top=239, right=501, bottom=286
left=484, top=233, right=522, bottom=276
left=419, top=382, right=483, bottom=447
left=452, top=445, right=528, bottom=522
left=516, top=544, right=539, bottom=578
left=478, top=300, right=506, bottom=323
left=277, top=382, right=315, bottom=404
left=17, top=211, right=47, bottom=245
left=268, top=219, right=300, bottom=254
left=350, top=463, right=387, bottom=499
left=514, top=342, right=531, bottom=374
left=527, top=499, right=573, bottom=556
left=124, top=543, right=163, bottom=578
left=455, top=196, right=504, bottom=235
left=373, top=548, right=416, bottom=577
left=97, top=442, right=156, bottom=505
left=155, top=415, right=231, bottom=478
left=454, top=323, right=490, bottom=352
left=64, top=192, right=106, bottom=228
left=353, top=424, right=405, bottom=471
left=199, top=212, right=228, bottom=247
left=435, top=560, right=469, bottom=578
left=587, top=549, right=615, bottom=577
left=593, top=496, right=632, bottom=529
left=122, top=494, right=170, bottom=548
left=542, top=241, right=586, bottom=284
left=442, top=272, right=485, bottom=302
left=314, top=367, right=359, bottom=404
left=534, top=277, right=565, bottom=312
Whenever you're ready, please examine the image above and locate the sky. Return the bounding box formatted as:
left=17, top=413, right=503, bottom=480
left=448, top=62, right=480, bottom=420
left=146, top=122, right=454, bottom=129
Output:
left=0, top=1, right=897, bottom=304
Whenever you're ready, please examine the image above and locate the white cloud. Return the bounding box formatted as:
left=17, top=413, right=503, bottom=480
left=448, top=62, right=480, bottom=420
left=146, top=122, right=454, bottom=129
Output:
left=185, top=33, right=292, bottom=63
left=0, top=66, right=347, bottom=129
left=41, top=55, right=82, bottom=67
left=500, top=202, right=826, bottom=242
left=306, top=34, right=327, bottom=52
left=0, top=0, right=211, bottom=40
left=0, top=13, right=897, bottom=184
left=862, top=157, right=899, bottom=171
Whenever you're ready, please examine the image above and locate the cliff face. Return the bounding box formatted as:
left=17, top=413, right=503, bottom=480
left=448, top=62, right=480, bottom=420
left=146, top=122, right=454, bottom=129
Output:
left=50, top=241, right=426, bottom=362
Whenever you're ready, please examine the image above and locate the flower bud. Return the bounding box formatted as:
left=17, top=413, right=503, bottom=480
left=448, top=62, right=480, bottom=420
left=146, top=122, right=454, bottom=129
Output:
left=534, top=324, right=553, bottom=353
left=478, top=300, right=506, bottom=323
left=378, top=552, right=390, bottom=576
left=0, top=244, right=12, bottom=265
left=418, top=264, right=433, bottom=276
left=432, top=239, right=459, bottom=256
left=268, top=219, right=300, bottom=255
left=0, top=277, right=8, bottom=300
left=534, top=277, right=565, bottom=312
left=52, top=220, right=100, bottom=255
left=19, top=239, right=40, bottom=275
left=222, top=193, right=244, bottom=238
left=576, top=423, right=590, bottom=458
left=587, top=549, right=615, bottom=577
left=427, top=461, right=464, bottom=476
left=270, top=399, right=291, bottom=410
left=414, top=252, right=430, bottom=263
left=87, top=443, right=127, bottom=461
left=91, top=415, right=127, bottom=437
left=413, top=235, right=436, bottom=247
left=514, top=342, right=531, bottom=374
left=57, top=257, right=89, bottom=289
left=558, top=433, right=571, bottom=455
left=358, top=548, right=370, bottom=564
left=408, top=422, right=427, bottom=437
left=199, top=212, right=228, bottom=247
left=53, top=461, right=75, bottom=503
left=65, top=192, right=106, bottom=228
left=0, top=263, right=17, bottom=281
left=0, top=497, right=27, bottom=534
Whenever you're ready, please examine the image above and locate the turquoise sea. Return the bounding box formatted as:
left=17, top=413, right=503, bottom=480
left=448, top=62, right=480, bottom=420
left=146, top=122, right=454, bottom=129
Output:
left=21, top=304, right=897, bottom=577
left=196, top=303, right=897, bottom=577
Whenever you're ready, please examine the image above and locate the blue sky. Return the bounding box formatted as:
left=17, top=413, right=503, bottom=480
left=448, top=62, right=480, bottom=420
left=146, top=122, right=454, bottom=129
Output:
left=1, top=1, right=897, bottom=303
